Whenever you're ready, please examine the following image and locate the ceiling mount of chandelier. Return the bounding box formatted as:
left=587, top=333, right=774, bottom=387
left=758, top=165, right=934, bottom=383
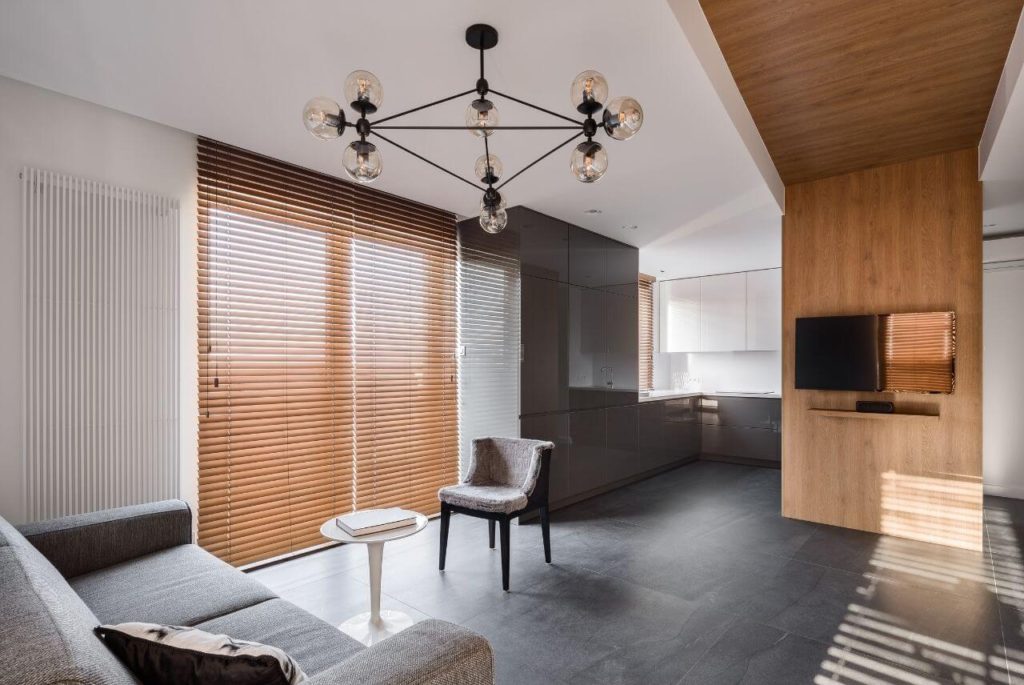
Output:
left=302, top=23, right=644, bottom=234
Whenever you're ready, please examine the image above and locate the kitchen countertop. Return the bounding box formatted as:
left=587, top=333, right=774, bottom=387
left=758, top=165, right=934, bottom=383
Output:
left=639, top=390, right=781, bottom=402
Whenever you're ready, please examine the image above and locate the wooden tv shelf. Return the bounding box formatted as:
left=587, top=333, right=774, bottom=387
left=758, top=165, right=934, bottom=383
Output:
left=807, top=408, right=939, bottom=422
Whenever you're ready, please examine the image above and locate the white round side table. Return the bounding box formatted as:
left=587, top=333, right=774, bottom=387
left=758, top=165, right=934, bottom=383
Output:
left=319, top=511, right=428, bottom=646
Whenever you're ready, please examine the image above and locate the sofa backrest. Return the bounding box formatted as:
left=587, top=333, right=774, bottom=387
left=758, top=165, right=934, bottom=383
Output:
left=0, top=515, right=139, bottom=685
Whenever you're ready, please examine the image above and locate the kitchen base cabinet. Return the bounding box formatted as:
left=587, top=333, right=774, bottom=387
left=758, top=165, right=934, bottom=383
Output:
left=521, top=412, right=571, bottom=503
left=638, top=401, right=667, bottom=471
left=699, top=395, right=781, bottom=467
left=606, top=404, right=639, bottom=482
left=701, top=424, right=780, bottom=464
left=663, top=398, right=701, bottom=466
left=568, top=408, right=608, bottom=497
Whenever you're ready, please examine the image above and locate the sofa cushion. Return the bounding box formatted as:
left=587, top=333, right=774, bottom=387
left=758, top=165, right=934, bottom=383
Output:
left=0, top=517, right=139, bottom=685
left=197, top=599, right=364, bottom=677
left=70, top=544, right=276, bottom=626
left=95, top=621, right=307, bottom=685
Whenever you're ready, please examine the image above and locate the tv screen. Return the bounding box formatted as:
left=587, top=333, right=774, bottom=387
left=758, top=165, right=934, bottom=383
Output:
left=795, top=315, right=879, bottom=391
left=795, top=312, right=956, bottom=393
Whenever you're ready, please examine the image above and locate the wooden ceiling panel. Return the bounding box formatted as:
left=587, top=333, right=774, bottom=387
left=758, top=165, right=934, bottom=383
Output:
left=699, top=0, right=1024, bottom=183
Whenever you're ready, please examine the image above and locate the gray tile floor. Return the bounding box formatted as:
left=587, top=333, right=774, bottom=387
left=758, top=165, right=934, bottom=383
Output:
left=250, top=462, right=1024, bottom=684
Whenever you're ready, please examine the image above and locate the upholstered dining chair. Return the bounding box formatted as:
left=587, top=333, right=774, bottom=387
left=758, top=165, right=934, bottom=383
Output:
left=437, top=437, right=555, bottom=591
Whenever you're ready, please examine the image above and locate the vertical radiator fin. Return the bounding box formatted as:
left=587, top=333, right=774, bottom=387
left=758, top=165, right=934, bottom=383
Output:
left=22, top=167, right=180, bottom=521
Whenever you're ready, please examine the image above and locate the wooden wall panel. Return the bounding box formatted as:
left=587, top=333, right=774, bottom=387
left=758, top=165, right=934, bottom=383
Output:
left=781, top=148, right=983, bottom=550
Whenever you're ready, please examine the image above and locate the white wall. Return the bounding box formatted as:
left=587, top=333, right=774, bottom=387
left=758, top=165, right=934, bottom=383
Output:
left=0, top=76, right=197, bottom=523
left=984, top=236, right=1024, bottom=499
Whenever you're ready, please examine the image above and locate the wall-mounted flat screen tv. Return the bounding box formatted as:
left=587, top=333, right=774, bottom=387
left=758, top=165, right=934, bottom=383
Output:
left=795, top=312, right=956, bottom=394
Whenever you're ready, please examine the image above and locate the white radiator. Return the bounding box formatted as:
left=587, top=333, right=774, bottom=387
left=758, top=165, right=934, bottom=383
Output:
left=22, top=167, right=180, bottom=521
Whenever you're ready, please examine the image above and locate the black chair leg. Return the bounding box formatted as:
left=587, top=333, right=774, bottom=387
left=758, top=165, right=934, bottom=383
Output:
left=499, top=517, right=511, bottom=591
left=540, top=505, right=551, bottom=563
left=488, top=519, right=495, bottom=549
left=439, top=504, right=451, bottom=571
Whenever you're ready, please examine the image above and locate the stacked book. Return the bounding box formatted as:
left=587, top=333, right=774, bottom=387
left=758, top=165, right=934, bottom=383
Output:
left=336, top=508, right=417, bottom=537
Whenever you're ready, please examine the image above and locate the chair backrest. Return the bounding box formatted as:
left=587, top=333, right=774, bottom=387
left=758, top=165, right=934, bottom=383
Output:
left=0, top=515, right=139, bottom=685
left=471, top=437, right=554, bottom=498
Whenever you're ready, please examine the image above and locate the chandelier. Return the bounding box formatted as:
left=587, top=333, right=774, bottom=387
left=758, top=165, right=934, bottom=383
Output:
left=301, top=24, right=643, bottom=234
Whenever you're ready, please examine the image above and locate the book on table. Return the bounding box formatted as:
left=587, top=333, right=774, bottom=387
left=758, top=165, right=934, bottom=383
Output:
left=336, top=508, right=417, bottom=537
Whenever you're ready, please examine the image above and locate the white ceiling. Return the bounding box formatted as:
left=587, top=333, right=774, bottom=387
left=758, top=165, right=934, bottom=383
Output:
left=0, top=0, right=781, bottom=276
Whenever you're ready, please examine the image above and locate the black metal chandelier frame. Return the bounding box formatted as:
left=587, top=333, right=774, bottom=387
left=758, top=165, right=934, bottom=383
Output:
left=304, top=23, right=643, bottom=232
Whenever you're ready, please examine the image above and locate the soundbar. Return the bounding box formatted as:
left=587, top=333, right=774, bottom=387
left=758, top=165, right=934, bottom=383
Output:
left=856, top=400, right=894, bottom=414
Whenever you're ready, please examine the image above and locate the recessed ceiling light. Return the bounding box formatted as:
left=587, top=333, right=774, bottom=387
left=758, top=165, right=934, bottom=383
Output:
left=583, top=208, right=602, bottom=215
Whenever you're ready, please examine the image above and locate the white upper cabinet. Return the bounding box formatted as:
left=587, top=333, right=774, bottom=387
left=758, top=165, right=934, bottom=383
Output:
left=699, top=272, right=747, bottom=352
left=660, top=278, right=700, bottom=352
left=659, top=268, right=781, bottom=353
left=746, top=268, right=781, bottom=351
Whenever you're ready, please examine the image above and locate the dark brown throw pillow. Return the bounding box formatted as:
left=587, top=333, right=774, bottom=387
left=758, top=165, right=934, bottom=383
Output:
left=95, top=622, right=307, bottom=685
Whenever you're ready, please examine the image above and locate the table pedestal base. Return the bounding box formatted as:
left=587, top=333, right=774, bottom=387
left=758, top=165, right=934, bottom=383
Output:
left=339, top=610, right=415, bottom=646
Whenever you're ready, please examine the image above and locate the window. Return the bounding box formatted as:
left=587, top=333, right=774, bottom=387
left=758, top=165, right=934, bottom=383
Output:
left=197, top=138, right=457, bottom=566
left=638, top=273, right=656, bottom=391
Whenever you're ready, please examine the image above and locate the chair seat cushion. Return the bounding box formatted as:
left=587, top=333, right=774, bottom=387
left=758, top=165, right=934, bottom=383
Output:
left=438, top=483, right=528, bottom=514
left=70, top=544, right=276, bottom=626
left=197, top=599, right=364, bottom=677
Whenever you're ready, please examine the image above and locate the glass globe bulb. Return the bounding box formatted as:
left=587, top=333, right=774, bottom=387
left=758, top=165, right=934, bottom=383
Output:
left=474, top=153, right=503, bottom=183
left=570, top=141, right=608, bottom=183
left=342, top=141, right=383, bottom=184
left=344, top=70, right=383, bottom=113
left=302, top=97, right=343, bottom=139
left=570, top=70, right=609, bottom=113
left=602, top=96, right=644, bottom=141
left=465, top=99, right=499, bottom=137
left=479, top=206, right=508, bottom=234
left=479, top=192, right=508, bottom=234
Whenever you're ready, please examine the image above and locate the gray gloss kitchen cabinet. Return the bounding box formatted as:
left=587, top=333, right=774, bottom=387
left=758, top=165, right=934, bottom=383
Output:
left=568, top=224, right=608, bottom=289
left=569, top=408, right=607, bottom=496
left=521, top=412, right=571, bottom=503
left=510, top=206, right=569, bottom=282
left=521, top=275, right=569, bottom=415
left=568, top=287, right=639, bottom=409
left=663, top=398, right=701, bottom=465
left=605, top=237, right=639, bottom=297
left=604, top=292, right=639, bottom=404
left=700, top=395, right=781, bottom=465
left=638, top=400, right=667, bottom=471
left=606, top=404, right=639, bottom=482
left=568, top=285, right=608, bottom=410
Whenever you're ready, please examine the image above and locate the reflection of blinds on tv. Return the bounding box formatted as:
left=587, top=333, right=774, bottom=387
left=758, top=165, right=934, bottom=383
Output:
left=881, top=312, right=956, bottom=393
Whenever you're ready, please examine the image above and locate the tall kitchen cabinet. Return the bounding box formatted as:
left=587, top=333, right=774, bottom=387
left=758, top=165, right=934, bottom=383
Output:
left=508, top=207, right=654, bottom=508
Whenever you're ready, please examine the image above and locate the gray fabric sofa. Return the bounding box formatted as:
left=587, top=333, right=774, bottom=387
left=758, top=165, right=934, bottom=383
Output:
left=0, top=500, right=494, bottom=685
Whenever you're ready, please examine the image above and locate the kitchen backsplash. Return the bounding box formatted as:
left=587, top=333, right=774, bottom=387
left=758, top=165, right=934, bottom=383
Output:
left=653, top=350, right=781, bottom=394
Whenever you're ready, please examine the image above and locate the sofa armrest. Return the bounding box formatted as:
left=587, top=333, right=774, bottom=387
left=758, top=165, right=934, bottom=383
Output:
left=308, top=619, right=493, bottom=685
left=16, top=499, right=192, bottom=578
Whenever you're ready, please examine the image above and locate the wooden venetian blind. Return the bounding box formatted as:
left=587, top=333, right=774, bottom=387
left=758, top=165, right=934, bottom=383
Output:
left=638, top=274, right=656, bottom=391
left=350, top=187, right=458, bottom=513
left=197, top=138, right=457, bottom=566
left=881, top=311, right=956, bottom=394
